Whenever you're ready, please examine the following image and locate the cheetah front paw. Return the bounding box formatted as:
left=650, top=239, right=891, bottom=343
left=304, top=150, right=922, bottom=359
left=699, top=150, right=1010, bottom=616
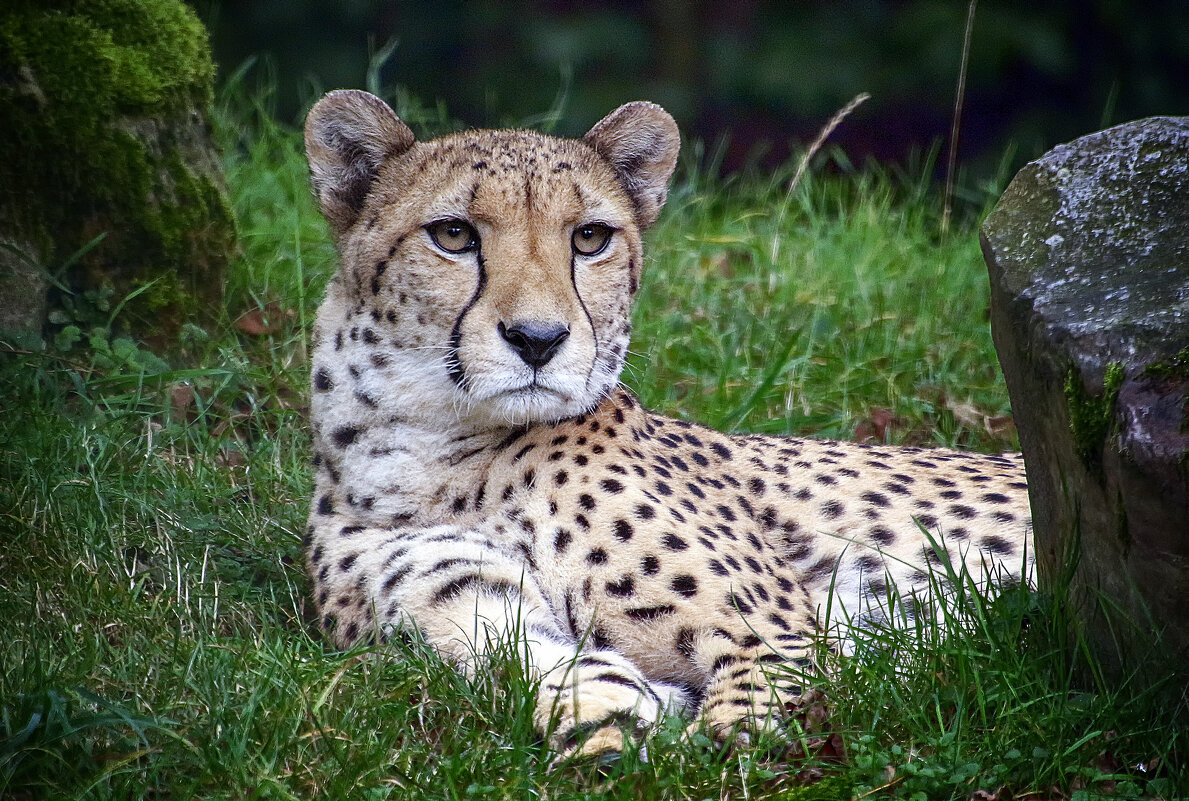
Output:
left=689, top=688, right=787, bottom=748
left=536, top=652, right=672, bottom=760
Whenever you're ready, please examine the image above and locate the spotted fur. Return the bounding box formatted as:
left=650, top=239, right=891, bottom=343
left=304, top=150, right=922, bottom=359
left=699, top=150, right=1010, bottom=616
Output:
left=302, top=90, right=1033, bottom=758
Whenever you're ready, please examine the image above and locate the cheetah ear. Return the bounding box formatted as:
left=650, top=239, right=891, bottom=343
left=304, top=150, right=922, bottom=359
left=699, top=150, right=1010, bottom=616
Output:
left=584, top=102, right=680, bottom=229
left=305, top=90, right=416, bottom=238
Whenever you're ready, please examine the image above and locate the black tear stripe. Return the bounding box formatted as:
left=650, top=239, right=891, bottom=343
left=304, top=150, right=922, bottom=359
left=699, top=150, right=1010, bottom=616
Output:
left=447, top=248, right=488, bottom=385
left=569, top=253, right=600, bottom=394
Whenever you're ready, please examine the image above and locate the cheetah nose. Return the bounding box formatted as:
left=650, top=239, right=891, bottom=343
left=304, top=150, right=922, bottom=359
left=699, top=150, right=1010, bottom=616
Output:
left=498, top=321, right=570, bottom=369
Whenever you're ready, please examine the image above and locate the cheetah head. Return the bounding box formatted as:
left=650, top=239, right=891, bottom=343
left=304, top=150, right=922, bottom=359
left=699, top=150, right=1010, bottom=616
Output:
left=305, top=90, right=679, bottom=428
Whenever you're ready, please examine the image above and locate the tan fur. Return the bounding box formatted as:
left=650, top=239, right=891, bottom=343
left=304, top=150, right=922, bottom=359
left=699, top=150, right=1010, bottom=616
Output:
left=302, top=90, right=1032, bottom=758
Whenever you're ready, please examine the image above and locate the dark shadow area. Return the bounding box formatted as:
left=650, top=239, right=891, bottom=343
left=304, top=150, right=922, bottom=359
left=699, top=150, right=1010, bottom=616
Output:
left=191, top=0, right=1189, bottom=179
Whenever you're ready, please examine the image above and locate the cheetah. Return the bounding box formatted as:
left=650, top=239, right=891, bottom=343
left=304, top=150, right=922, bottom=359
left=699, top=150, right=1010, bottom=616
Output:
left=302, top=89, right=1033, bottom=759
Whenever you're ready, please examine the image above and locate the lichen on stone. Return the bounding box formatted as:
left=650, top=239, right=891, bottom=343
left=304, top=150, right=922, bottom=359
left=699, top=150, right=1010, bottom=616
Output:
left=1142, top=347, right=1189, bottom=437
left=1064, top=360, right=1124, bottom=469
left=1141, top=347, right=1189, bottom=381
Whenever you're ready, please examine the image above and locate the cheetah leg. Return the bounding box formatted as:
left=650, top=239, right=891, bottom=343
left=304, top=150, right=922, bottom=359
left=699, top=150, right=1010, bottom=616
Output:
left=309, top=522, right=686, bottom=758
left=683, top=630, right=813, bottom=745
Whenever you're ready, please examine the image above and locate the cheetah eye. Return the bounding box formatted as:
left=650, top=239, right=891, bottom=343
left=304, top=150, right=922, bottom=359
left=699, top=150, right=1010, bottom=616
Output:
left=426, top=219, right=478, bottom=254
left=571, top=223, right=614, bottom=257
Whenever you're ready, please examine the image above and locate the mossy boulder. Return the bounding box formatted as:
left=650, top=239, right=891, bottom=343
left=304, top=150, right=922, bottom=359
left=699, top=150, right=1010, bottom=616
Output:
left=0, top=0, right=234, bottom=341
left=982, top=116, right=1189, bottom=677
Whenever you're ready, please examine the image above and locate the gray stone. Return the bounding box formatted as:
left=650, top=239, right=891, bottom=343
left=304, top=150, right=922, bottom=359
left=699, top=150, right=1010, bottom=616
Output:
left=0, top=234, right=48, bottom=335
left=982, top=116, right=1189, bottom=675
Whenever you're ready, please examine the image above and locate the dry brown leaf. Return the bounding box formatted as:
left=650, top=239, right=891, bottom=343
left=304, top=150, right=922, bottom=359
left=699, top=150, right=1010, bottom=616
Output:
left=779, top=687, right=848, bottom=782
left=211, top=412, right=250, bottom=440
left=855, top=407, right=898, bottom=443
left=969, top=787, right=1005, bottom=801
left=944, top=398, right=1017, bottom=439
left=816, top=732, right=845, bottom=761
left=1093, top=749, right=1121, bottom=774
left=794, top=766, right=827, bottom=784
left=234, top=308, right=271, bottom=336
left=710, top=252, right=734, bottom=279
left=218, top=448, right=247, bottom=467
left=949, top=401, right=986, bottom=430
left=169, top=382, right=194, bottom=414
left=234, top=301, right=294, bottom=336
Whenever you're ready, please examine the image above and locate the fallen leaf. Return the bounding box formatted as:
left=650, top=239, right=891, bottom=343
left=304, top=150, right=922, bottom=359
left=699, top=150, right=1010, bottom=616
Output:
left=234, top=301, right=294, bottom=336
left=969, top=787, right=1002, bottom=801
left=1092, top=748, right=1121, bottom=774
left=944, top=398, right=1017, bottom=439
left=794, top=766, right=826, bottom=784
left=169, top=382, right=194, bottom=414
left=709, top=252, right=734, bottom=279
left=816, top=732, right=845, bottom=761
left=218, top=448, right=247, bottom=467
left=855, top=408, right=898, bottom=443
left=949, top=401, right=986, bottom=430
left=211, top=412, right=250, bottom=440
left=234, top=308, right=271, bottom=336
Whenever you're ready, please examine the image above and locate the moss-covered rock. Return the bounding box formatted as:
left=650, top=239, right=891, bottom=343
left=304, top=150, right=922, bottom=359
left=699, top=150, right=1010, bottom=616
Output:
left=982, top=116, right=1189, bottom=679
left=0, top=0, right=234, bottom=340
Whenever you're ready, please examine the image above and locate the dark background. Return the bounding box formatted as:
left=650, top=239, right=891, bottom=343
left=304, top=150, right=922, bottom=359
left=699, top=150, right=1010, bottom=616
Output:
left=191, top=0, right=1189, bottom=179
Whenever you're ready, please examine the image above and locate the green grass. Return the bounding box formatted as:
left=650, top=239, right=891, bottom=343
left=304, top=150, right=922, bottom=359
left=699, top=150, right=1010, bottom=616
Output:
left=2, top=99, right=1185, bottom=800
left=636, top=156, right=1012, bottom=448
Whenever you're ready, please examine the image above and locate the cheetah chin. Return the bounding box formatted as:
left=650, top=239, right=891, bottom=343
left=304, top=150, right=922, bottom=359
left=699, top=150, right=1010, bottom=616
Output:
left=475, top=381, right=586, bottom=425
left=302, top=89, right=1034, bottom=760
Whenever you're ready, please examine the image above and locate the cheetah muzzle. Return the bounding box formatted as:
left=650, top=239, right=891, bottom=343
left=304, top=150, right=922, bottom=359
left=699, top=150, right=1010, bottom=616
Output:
left=302, top=89, right=1034, bottom=760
